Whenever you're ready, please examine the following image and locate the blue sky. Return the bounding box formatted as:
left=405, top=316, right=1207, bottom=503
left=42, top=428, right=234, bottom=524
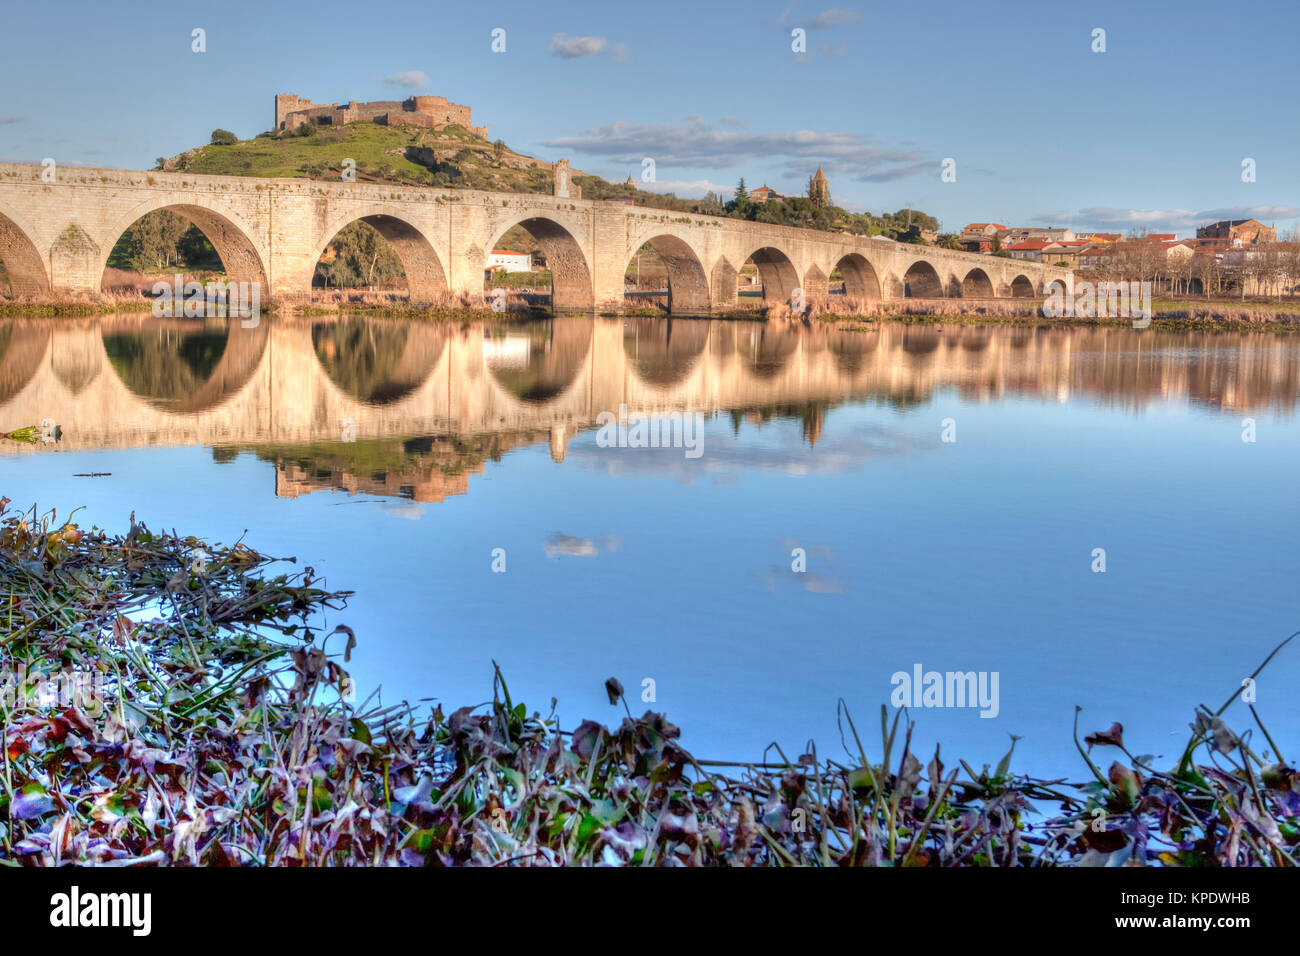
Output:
left=2, top=0, right=1297, bottom=236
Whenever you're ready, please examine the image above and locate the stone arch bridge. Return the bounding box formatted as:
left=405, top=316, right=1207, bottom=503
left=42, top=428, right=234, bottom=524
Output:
left=0, top=163, right=1071, bottom=312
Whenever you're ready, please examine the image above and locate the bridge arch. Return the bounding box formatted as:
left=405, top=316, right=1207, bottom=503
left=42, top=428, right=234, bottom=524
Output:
left=833, top=253, right=883, bottom=300
left=97, top=199, right=268, bottom=293
left=0, top=209, right=51, bottom=295
left=312, top=211, right=447, bottom=303
left=960, top=267, right=995, bottom=298
left=902, top=260, right=944, bottom=298
left=486, top=216, right=593, bottom=311
left=742, top=246, right=801, bottom=306
left=624, top=233, right=710, bottom=315
left=1010, top=274, right=1036, bottom=298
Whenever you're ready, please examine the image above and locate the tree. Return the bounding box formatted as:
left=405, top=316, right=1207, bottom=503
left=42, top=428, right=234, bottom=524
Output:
left=936, top=233, right=961, bottom=250
left=209, top=129, right=238, bottom=146
left=493, top=139, right=506, bottom=165
left=734, top=178, right=748, bottom=203
left=127, top=210, right=192, bottom=270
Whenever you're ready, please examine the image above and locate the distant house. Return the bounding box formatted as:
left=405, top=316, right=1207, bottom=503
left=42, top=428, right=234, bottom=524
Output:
left=1005, top=240, right=1051, bottom=262
left=486, top=249, right=531, bottom=273
left=1196, top=219, right=1276, bottom=245
left=1040, top=240, right=1089, bottom=267
left=959, top=223, right=1008, bottom=253
left=749, top=184, right=784, bottom=202
left=1077, top=246, right=1111, bottom=269
left=1000, top=227, right=1076, bottom=246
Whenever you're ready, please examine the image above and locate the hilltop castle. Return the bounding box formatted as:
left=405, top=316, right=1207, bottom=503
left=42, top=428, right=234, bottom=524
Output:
left=274, top=94, right=487, bottom=138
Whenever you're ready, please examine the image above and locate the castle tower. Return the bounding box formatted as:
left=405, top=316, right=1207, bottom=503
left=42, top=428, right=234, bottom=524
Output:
left=810, top=167, right=830, bottom=208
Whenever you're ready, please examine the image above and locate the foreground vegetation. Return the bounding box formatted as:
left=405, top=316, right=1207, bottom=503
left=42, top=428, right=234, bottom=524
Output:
left=0, top=501, right=1295, bottom=866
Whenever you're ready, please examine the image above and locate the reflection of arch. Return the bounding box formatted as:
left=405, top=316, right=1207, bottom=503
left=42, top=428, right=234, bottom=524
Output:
left=485, top=317, right=593, bottom=404
left=623, top=318, right=710, bottom=387
left=98, top=203, right=267, bottom=291
left=960, top=268, right=994, bottom=298
left=316, top=215, right=447, bottom=302
left=1010, top=275, right=1035, bottom=298
left=100, top=317, right=269, bottom=413
left=0, top=210, right=51, bottom=294
left=488, top=218, right=592, bottom=310
left=902, top=261, right=943, bottom=298
left=744, top=247, right=800, bottom=304
left=834, top=253, right=882, bottom=299
left=630, top=235, right=710, bottom=315
left=902, top=327, right=941, bottom=356
left=739, top=323, right=798, bottom=378
left=827, top=328, right=879, bottom=373
left=0, top=323, right=51, bottom=402
left=312, top=319, right=447, bottom=405
left=51, top=328, right=102, bottom=394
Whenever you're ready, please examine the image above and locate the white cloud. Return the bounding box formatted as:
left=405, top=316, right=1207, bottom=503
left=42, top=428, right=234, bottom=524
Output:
left=383, top=71, right=429, bottom=89
left=809, top=8, right=863, bottom=29
left=549, top=34, right=627, bottom=60
left=544, top=117, right=932, bottom=184
left=636, top=178, right=734, bottom=199
left=1038, top=204, right=1300, bottom=233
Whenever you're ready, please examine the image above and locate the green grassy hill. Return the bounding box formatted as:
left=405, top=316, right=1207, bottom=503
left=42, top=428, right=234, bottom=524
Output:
left=172, top=122, right=574, bottom=195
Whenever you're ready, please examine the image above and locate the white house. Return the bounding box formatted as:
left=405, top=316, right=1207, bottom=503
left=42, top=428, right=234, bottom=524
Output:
left=486, top=249, right=532, bottom=273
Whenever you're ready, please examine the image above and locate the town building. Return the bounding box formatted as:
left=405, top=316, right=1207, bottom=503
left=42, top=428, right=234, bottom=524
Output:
left=1039, top=240, right=1090, bottom=267
left=749, top=184, right=784, bottom=202
left=1004, top=240, right=1051, bottom=262
left=486, top=250, right=531, bottom=273
left=1196, top=219, right=1276, bottom=245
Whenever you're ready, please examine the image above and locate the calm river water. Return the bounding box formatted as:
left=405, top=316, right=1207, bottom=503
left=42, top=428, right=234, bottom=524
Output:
left=2, top=313, right=1298, bottom=778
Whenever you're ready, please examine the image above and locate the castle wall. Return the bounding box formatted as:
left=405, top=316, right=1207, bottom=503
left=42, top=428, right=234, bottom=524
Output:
left=276, top=94, right=486, bottom=138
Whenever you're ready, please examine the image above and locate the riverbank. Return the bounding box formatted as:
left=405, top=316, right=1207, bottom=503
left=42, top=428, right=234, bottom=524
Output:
left=0, top=500, right=1293, bottom=866
left=7, top=291, right=1300, bottom=328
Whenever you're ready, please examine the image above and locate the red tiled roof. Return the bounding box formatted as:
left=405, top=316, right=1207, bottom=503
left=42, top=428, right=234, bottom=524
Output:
left=490, top=249, right=528, bottom=256
left=1006, top=240, right=1050, bottom=250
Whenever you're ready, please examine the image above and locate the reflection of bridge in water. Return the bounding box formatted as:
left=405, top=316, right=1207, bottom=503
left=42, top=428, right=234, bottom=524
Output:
left=3, top=315, right=1299, bottom=497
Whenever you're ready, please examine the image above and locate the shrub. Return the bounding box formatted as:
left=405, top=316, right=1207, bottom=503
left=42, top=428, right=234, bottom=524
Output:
left=210, top=129, right=238, bottom=146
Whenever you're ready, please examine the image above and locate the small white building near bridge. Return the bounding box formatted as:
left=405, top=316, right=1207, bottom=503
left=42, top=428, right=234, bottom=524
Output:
left=486, top=249, right=531, bottom=273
